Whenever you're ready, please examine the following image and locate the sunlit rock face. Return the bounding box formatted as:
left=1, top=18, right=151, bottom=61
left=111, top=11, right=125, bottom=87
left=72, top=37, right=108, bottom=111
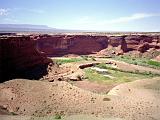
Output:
left=37, top=34, right=160, bottom=56
left=37, top=35, right=109, bottom=56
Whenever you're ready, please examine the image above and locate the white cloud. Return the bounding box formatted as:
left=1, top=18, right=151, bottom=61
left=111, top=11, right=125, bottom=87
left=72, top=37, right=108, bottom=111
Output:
left=13, top=8, right=45, bottom=14
left=29, top=9, right=45, bottom=14
left=104, top=13, right=160, bottom=24
left=67, top=13, right=160, bottom=31
left=0, top=8, right=9, bottom=16
left=3, top=18, right=18, bottom=22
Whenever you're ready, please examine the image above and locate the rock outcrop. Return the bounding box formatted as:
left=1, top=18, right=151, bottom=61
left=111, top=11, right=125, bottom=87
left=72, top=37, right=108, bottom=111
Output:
left=0, top=35, right=52, bottom=82
left=37, top=34, right=160, bottom=56
left=137, top=42, right=150, bottom=53
left=37, top=35, right=108, bottom=56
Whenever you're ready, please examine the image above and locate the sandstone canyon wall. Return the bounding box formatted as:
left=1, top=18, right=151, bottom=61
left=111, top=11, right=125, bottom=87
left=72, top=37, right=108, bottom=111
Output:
left=0, top=35, right=52, bottom=82
left=37, top=35, right=160, bottom=56
left=0, top=34, right=160, bottom=82
left=37, top=35, right=108, bottom=56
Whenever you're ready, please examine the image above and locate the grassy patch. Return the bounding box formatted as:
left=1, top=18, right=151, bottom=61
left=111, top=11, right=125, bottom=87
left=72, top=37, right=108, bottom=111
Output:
left=148, top=60, right=160, bottom=68
left=53, top=56, right=96, bottom=65
left=113, top=55, right=160, bottom=69
left=53, top=58, right=83, bottom=65
left=84, top=63, right=157, bottom=84
left=96, top=63, right=159, bottom=76
left=84, top=69, right=110, bottom=83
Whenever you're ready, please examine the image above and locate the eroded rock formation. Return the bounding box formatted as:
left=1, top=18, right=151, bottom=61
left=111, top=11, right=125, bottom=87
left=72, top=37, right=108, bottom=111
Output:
left=37, top=35, right=108, bottom=56
left=0, top=35, right=52, bottom=82
left=37, top=34, right=160, bottom=56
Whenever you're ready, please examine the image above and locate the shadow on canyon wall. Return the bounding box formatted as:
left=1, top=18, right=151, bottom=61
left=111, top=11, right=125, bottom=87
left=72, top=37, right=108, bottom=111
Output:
left=0, top=35, right=52, bottom=82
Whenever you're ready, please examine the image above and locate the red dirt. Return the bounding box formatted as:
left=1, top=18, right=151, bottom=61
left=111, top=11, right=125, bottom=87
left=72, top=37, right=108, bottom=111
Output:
left=73, top=80, right=117, bottom=94
left=1, top=78, right=160, bottom=120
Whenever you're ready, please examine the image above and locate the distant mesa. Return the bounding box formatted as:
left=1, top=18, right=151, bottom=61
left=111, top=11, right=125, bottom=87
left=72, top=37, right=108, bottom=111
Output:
left=0, top=24, right=63, bottom=32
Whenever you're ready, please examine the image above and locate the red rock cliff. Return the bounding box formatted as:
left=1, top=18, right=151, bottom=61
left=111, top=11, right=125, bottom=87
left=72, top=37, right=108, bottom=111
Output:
left=37, top=34, right=160, bottom=56
left=0, top=35, right=52, bottom=82
left=37, top=35, right=108, bottom=56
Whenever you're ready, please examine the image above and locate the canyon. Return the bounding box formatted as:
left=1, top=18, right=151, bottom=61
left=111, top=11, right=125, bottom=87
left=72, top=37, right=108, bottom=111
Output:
left=0, top=33, right=160, bottom=82
left=0, top=33, right=160, bottom=120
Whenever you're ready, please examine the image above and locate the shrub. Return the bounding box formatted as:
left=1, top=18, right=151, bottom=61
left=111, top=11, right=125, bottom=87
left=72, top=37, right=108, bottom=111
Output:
left=54, top=114, right=61, bottom=119
left=81, top=55, right=88, bottom=61
left=90, top=56, right=96, bottom=61
left=10, top=112, right=17, bottom=115
left=133, top=61, right=137, bottom=65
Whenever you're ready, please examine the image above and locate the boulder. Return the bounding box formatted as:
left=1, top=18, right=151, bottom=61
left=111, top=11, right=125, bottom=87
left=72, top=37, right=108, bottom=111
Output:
left=137, top=43, right=150, bottom=53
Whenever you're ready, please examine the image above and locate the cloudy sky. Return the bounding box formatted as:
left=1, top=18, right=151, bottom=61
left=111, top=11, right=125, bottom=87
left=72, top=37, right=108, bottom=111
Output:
left=0, top=0, right=160, bottom=32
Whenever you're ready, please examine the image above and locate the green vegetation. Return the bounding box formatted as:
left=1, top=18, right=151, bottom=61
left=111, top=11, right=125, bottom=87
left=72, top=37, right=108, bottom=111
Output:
left=85, top=69, right=110, bottom=83
left=84, top=63, right=158, bottom=84
left=10, top=112, right=17, bottom=115
left=96, top=63, right=159, bottom=76
left=113, top=55, right=160, bottom=69
left=81, top=55, right=88, bottom=61
left=148, top=60, right=160, bottom=68
left=53, top=56, right=96, bottom=65
left=81, top=55, right=96, bottom=61
left=90, top=56, right=96, bottom=61
left=54, top=114, right=62, bottom=119
left=53, top=58, right=83, bottom=65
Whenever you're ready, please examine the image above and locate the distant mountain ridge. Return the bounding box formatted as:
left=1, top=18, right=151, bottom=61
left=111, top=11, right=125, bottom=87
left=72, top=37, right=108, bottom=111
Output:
left=0, top=24, right=53, bottom=29
left=0, top=24, right=90, bottom=33
left=0, top=24, right=64, bottom=32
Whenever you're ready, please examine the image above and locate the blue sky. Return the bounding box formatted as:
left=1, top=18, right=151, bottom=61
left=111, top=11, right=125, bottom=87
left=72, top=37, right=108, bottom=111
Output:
left=0, top=0, right=160, bottom=31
